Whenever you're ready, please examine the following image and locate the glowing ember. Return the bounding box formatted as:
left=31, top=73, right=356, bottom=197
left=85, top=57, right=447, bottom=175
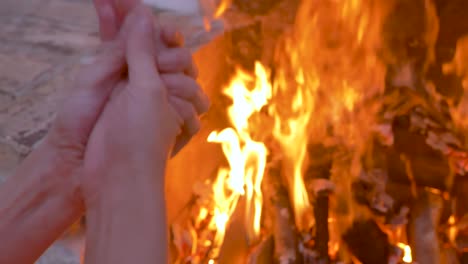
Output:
left=448, top=215, right=457, bottom=243
left=397, top=243, right=413, bottom=263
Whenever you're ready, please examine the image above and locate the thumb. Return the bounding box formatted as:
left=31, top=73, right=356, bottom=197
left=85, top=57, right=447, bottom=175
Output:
left=126, top=6, right=165, bottom=93
left=93, top=0, right=119, bottom=41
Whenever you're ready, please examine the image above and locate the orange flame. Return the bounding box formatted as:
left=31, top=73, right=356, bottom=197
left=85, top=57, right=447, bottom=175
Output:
left=196, top=0, right=393, bottom=259
left=214, top=0, right=231, bottom=18
left=207, top=62, right=272, bottom=246
left=268, top=0, right=388, bottom=231
left=444, top=36, right=468, bottom=131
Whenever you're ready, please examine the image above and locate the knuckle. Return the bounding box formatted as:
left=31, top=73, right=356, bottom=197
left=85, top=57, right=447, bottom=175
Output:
left=139, top=81, right=165, bottom=97
left=181, top=101, right=195, bottom=119
left=162, top=74, right=181, bottom=90
left=191, top=62, right=199, bottom=78
left=175, top=48, right=192, bottom=66
left=184, top=78, right=199, bottom=98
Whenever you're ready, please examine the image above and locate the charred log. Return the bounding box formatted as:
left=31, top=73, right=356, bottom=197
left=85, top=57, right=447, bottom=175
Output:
left=440, top=245, right=461, bottom=264
left=388, top=114, right=454, bottom=190
left=304, top=144, right=334, bottom=263
left=454, top=177, right=468, bottom=219
left=234, top=0, right=282, bottom=15
left=407, top=190, right=443, bottom=264
left=342, top=219, right=392, bottom=264
left=382, top=0, right=439, bottom=97
left=461, top=252, right=468, bottom=264
left=453, top=195, right=468, bottom=253
left=217, top=197, right=250, bottom=264
left=264, top=154, right=299, bottom=264
left=313, top=191, right=329, bottom=263
left=247, top=235, right=274, bottom=264
left=228, top=21, right=263, bottom=72
left=431, top=0, right=468, bottom=100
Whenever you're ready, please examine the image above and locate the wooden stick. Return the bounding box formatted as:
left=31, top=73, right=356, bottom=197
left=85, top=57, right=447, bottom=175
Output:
left=247, top=235, right=274, bottom=264
left=264, top=152, right=299, bottom=264
left=342, top=219, right=392, bottom=263
left=304, top=144, right=334, bottom=263
left=407, top=189, right=443, bottom=264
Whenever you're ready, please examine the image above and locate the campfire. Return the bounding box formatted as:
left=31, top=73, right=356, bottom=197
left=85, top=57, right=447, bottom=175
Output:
left=165, top=0, right=468, bottom=263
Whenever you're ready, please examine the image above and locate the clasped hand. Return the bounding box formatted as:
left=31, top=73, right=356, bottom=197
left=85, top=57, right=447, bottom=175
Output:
left=46, top=5, right=209, bottom=210
left=0, top=2, right=208, bottom=263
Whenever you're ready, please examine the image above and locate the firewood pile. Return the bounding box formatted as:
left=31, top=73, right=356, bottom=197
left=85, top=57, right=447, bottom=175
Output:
left=169, top=0, right=468, bottom=263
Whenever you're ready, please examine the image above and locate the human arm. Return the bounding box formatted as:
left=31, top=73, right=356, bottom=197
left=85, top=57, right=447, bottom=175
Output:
left=0, top=39, right=126, bottom=264
left=0, top=140, right=82, bottom=264
left=82, top=7, right=184, bottom=263
left=0, top=9, right=207, bottom=264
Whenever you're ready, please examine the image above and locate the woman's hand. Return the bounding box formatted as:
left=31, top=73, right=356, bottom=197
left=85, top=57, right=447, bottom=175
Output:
left=82, top=6, right=206, bottom=207
left=0, top=22, right=128, bottom=264
left=83, top=8, right=193, bottom=263
left=0, top=3, right=208, bottom=263
left=93, top=0, right=209, bottom=154
left=93, top=0, right=139, bottom=40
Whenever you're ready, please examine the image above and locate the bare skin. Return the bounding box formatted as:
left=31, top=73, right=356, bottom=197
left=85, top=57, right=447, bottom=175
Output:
left=0, top=3, right=209, bottom=264
left=83, top=8, right=188, bottom=263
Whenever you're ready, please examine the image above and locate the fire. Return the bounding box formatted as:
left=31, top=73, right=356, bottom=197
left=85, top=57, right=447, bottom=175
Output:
left=183, top=0, right=408, bottom=261
left=214, top=0, right=231, bottom=18
left=444, top=35, right=468, bottom=131
left=270, top=65, right=315, bottom=230
left=397, top=243, right=413, bottom=263
left=448, top=215, right=457, bottom=243
left=267, top=0, right=388, bottom=231
left=207, top=62, right=272, bottom=247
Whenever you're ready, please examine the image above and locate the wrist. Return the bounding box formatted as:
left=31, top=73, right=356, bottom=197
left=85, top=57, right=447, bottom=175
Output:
left=84, top=154, right=168, bottom=211
left=0, top=138, right=84, bottom=263
left=35, top=138, right=84, bottom=212
left=84, top=168, right=168, bottom=264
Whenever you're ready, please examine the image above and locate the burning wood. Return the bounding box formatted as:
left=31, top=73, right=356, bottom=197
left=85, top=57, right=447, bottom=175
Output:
left=165, top=0, right=468, bottom=263
left=263, top=148, right=299, bottom=264
left=304, top=144, right=334, bottom=263
left=247, top=236, right=274, bottom=264
left=342, top=219, right=393, bottom=264
left=407, top=190, right=443, bottom=264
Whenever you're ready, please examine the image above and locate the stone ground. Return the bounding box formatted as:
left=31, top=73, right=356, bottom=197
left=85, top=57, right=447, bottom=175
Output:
left=0, top=0, right=101, bottom=262
left=0, top=0, right=99, bottom=177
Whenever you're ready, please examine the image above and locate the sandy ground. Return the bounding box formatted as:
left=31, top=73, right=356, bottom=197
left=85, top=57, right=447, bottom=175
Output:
left=0, top=0, right=99, bottom=177
left=0, top=0, right=101, bottom=262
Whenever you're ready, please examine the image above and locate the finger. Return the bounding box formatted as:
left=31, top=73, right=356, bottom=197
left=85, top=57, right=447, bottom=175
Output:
left=169, top=96, right=201, bottom=137
left=67, top=42, right=125, bottom=141
left=77, top=42, right=125, bottom=91
left=171, top=135, right=191, bottom=157
left=93, top=0, right=120, bottom=41
left=126, top=6, right=164, bottom=91
left=115, top=0, right=140, bottom=21
left=157, top=48, right=198, bottom=78
left=162, top=73, right=210, bottom=114
left=161, top=26, right=184, bottom=47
